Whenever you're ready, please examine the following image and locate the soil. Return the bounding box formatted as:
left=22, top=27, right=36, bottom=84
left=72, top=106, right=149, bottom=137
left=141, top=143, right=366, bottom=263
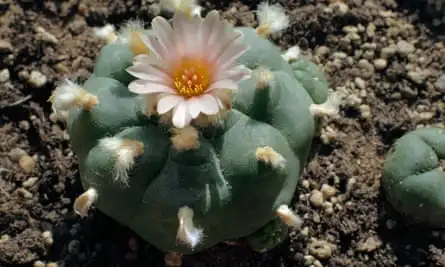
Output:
left=0, top=0, right=444, bottom=267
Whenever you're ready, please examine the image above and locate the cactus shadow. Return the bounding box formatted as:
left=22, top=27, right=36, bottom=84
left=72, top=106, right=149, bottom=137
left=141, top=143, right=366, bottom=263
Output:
left=376, top=185, right=444, bottom=265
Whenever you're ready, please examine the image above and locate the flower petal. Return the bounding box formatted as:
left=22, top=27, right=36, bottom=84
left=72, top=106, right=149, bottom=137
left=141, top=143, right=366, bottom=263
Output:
left=217, top=43, right=250, bottom=70
left=195, top=94, right=220, bottom=115
left=128, top=80, right=176, bottom=94
left=157, top=94, right=183, bottom=114
left=207, top=79, right=238, bottom=92
left=208, top=31, right=243, bottom=62
left=151, top=16, right=175, bottom=55
left=172, top=102, right=193, bottom=128
left=187, top=97, right=202, bottom=119
left=126, top=64, right=172, bottom=83
left=216, top=65, right=251, bottom=83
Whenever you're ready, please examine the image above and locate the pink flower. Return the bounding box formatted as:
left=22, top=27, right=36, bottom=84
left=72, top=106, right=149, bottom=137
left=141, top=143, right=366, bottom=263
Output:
left=127, top=10, right=251, bottom=128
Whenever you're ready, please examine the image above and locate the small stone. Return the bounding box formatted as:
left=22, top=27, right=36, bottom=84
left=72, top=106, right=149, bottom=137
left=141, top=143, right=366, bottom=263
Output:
left=310, top=190, right=324, bottom=207
left=19, top=155, right=36, bottom=173
left=357, top=236, right=382, bottom=252
left=304, top=255, right=315, bottom=265
left=381, top=45, right=397, bottom=58
left=313, top=260, right=324, bottom=267
left=33, top=261, right=46, bottom=267
left=434, top=74, right=445, bottom=91
left=373, top=58, right=387, bottom=70
left=331, top=2, right=348, bottom=15
left=0, top=40, right=13, bottom=53
left=354, top=77, right=366, bottom=90
left=396, top=40, right=415, bottom=56
left=46, top=263, right=58, bottom=267
left=407, top=70, right=429, bottom=85
left=23, top=177, right=39, bottom=188
left=17, top=188, right=33, bottom=199
left=0, top=235, right=10, bottom=243
left=386, top=219, right=396, bottom=229
left=309, top=239, right=333, bottom=259
left=9, top=148, right=27, bottom=161
left=360, top=104, right=371, bottom=119
left=320, top=184, right=337, bottom=199
left=28, top=71, right=47, bottom=88
left=36, top=26, right=58, bottom=44
left=0, top=69, right=10, bottom=83
left=68, top=240, right=81, bottom=254
left=301, top=179, right=310, bottom=189
left=42, top=231, right=54, bottom=246
left=315, top=46, right=330, bottom=57
left=366, top=23, right=376, bottom=37
left=69, top=20, right=86, bottom=35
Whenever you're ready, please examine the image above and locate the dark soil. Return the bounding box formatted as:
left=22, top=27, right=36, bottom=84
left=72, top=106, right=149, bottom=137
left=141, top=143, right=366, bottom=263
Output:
left=1, top=0, right=444, bottom=267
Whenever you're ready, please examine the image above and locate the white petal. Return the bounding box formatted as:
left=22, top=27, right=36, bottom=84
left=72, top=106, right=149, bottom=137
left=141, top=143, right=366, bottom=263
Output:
left=172, top=102, right=193, bottom=128
left=157, top=94, right=183, bottom=114
left=187, top=97, right=202, bottom=119
left=126, top=64, right=172, bottom=83
left=195, top=94, right=219, bottom=115
left=207, top=79, right=238, bottom=92
left=216, top=65, right=251, bottom=83
left=128, top=80, right=175, bottom=94
left=145, top=35, right=167, bottom=60
left=208, top=31, right=243, bottom=62
left=217, top=43, right=249, bottom=70
left=152, top=17, right=176, bottom=54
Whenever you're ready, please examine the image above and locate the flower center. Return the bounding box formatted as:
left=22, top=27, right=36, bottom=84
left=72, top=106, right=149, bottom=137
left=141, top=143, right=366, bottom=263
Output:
left=172, top=57, right=212, bottom=98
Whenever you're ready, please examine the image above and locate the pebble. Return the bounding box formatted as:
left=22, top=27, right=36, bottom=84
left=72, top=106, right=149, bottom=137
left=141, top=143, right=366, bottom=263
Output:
left=320, top=184, right=337, bottom=199
left=42, top=231, right=54, bottom=246
left=9, top=148, right=27, bottom=161
left=407, top=70, right=429, bottom=85
left=0, top=69, right=10, bottom=83
left=360, top=104, right=371, bottom=119
left=47, top=263, right=58, bottom=267
left=36, top=26, right=58, bottom=44
left=310, top=190, right=324, bottom=207
left=33, top=261, right=46, bottom=267
left=19, top=155, right=36, bottom=173
left=396, top=40, right=415, bottom=56
left=68, top=240, right=81, bottom=254
left=69, top=20, right=86, bottom=35
left=28, top=70, right=48, bottom=88
left=373, top=58, right=388, bottom=70
left=313, top=260, right=323, bottom=267
left=354, top=77, right=366, bottom=90
left=357, top=236, right=382, bottom=252
left=434, top=74, right=445, bottom=91
left=308, top=239, right=334, bottom=259
left=381, top=44, right=397, bottom=58
left=315, top=46, right=330, bottom=57
left=17, top=188, right=33, bottom=199
left=0, top=40, right=13, bottom=53
left=304, top=255, right=315, bottom=265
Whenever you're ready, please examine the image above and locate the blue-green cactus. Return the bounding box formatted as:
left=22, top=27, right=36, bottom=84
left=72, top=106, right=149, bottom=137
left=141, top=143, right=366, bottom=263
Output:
left=50, top=11, right=332, bottom=255
left=382, top=127, right=445, bottom=228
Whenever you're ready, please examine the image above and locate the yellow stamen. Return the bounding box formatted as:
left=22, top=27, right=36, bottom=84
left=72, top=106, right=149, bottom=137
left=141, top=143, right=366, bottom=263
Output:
left=171, top=57, right=212, bottom=98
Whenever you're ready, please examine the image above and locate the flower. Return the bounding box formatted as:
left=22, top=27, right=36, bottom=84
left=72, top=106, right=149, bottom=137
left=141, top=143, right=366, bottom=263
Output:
left=160, top=0, right=202, bottom=17
left=256, top=2, right=290, bottom=37
left=126, top=11, right=251, bottom=128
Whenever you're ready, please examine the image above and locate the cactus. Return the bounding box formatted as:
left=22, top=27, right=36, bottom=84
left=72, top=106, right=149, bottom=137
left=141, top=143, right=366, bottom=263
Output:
left=50, top=3, right=335, bottom=258
left=382, top=127, right=445, bottom=228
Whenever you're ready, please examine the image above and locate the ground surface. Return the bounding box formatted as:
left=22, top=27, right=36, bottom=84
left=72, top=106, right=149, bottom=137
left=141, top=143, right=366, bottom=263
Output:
left=0, top=0, right=444, bottom=266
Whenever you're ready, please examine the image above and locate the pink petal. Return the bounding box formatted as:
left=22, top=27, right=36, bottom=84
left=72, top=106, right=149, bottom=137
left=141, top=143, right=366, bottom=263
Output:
left=157, top=94, right=183, bottom=114
left=144, top=35, right=167, bottom=60
left=217, top=43, right=249, bottom=70
left=208, top=31, right=243, bottom=62
left=126, top=64, right=172, bottom=83
left=151, top=17, right=175, bottom=55
left=216, top=65, right=251, bottom=83
left=128, top=80, right=175, bottom=94
left=172, top=102, right=193, bottom=128
left=207, top=80, right=238, bottom=92
left=201, top=10, right=220, bottom=47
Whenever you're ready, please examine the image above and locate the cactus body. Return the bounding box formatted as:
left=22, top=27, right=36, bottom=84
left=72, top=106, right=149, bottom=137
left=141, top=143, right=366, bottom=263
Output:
left=382, top=127, right=445, bottom=228
left=65, top=26, right=329, bottom=253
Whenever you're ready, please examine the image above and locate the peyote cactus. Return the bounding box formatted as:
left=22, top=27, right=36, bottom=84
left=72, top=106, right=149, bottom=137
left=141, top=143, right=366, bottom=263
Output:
left=50, top=2, right=337, bottom=263
left=382, top=127, right=445, bottom=228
